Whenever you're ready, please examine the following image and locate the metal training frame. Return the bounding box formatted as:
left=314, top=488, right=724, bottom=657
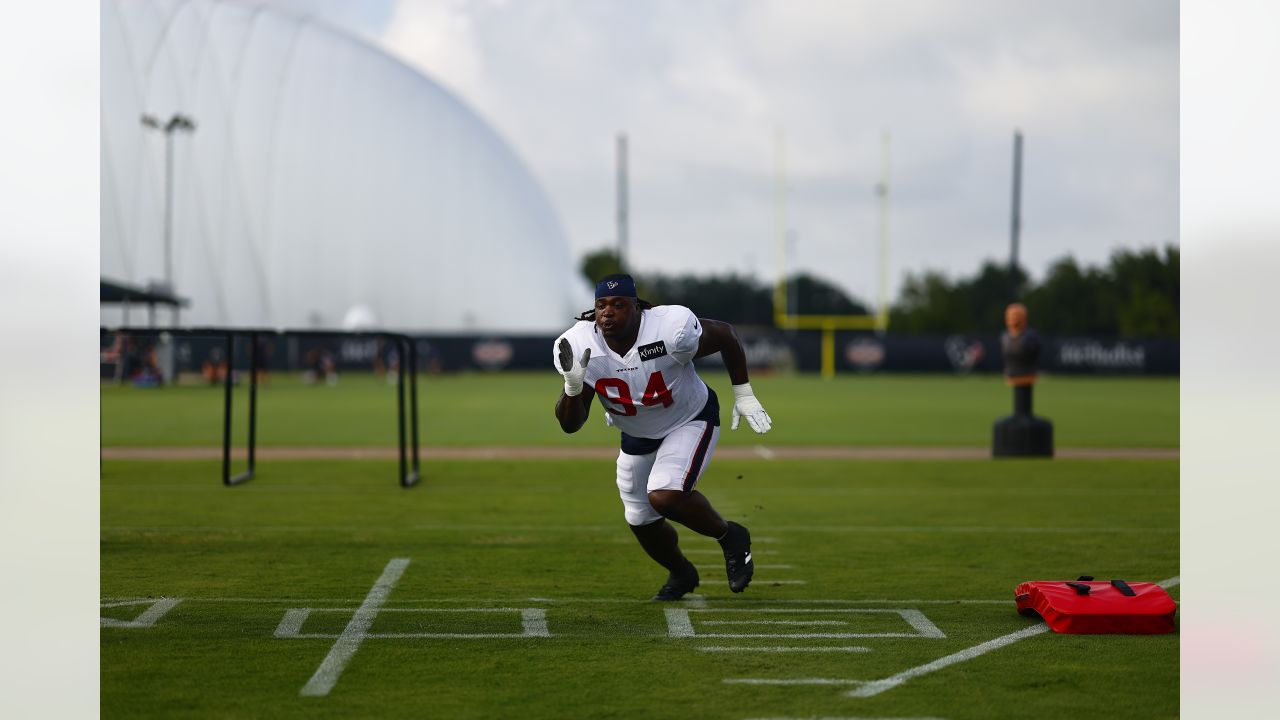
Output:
left=101, top=327, right=421, bottom=488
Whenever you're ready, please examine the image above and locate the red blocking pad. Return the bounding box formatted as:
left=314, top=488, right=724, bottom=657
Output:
left=1015, top=579, right=1177, bottom=634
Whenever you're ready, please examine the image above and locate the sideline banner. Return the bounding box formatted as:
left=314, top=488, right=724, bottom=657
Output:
left=103, top=330, right=1179, bottom=376
left=823, top=333, right=1178, bottom=376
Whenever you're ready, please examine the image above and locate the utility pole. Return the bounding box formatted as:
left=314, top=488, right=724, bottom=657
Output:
left=141, top=113, right=196, bottom=320
left=875, top=130, right=892, bottom=333
left=1009, top=129, right=1023, bottom=299
left=616, top=133, right=629, bottom=273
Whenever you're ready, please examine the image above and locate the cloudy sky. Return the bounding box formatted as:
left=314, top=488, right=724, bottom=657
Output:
left=266, top=0, right=1177, bottom=307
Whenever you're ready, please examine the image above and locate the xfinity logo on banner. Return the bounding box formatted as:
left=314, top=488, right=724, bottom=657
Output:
left=1057, top=340, right=1146, bottom=370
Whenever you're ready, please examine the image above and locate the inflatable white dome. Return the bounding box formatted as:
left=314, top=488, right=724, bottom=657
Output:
left=101, top=0, right=590, bottom=331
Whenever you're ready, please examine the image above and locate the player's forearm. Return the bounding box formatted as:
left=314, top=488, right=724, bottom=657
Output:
left=555, top=392, right=589, bottom=433
left=713, top=322, right=751, bottom=385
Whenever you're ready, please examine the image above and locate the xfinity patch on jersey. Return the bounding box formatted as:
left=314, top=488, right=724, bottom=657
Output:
left=638, top=341, right=668, bottom=361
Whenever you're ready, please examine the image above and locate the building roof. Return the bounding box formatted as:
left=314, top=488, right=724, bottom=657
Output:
left=101, top=278, right=189, bottom=307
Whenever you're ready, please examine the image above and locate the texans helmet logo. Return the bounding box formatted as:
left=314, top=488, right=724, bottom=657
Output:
left=607, top=280, right=620, bottom=289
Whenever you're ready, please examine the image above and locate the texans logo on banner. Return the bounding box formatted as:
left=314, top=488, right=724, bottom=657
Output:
left=638, top=341, right=668, bottom=362
left=472, top=339, right=514, bottom=369
left=944, top=336, right=985, bottom=373
left=845, top=337, right=885, bottom=370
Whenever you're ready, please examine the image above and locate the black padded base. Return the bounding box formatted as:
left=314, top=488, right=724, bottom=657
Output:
left=992, top=414, right=1054, bottom=457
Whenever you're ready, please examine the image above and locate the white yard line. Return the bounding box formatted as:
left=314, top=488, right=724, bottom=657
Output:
left=696, top=564, right=793, bottom=570
left=669, top=608, right=946, bottom=639
left=845, top=624, right=1052, bottom=698
left=100, top=598, right=183, bottom=628
left=299, top=558, right=409, bottom=697
left=842, top=575, right=1182, bottom=699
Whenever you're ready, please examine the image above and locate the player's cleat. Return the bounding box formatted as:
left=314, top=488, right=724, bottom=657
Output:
left=652, top=560, right=700, bottom=601
left=719, top=521, right=754, bottom=593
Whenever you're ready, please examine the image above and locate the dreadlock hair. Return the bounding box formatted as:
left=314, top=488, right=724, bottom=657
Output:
left=575, top=298, right=654, bottom=322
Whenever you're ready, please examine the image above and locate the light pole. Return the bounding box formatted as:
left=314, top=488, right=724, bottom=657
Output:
left=140, top=113, right=196, bottom=316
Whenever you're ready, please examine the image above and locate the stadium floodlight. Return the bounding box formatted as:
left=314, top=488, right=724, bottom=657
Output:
left=140, top=113, right=197, bottom=324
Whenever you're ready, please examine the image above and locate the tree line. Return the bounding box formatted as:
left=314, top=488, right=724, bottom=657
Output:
left=580, top=245, right=1178, bottom=338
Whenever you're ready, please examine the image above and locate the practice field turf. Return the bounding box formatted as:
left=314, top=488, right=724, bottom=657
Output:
left=102, top=457, right=1178, bottom=719
left=101, top=372, right=1179, bottom=448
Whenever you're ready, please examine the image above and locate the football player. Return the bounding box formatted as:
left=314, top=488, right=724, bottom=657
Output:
left=553, top=273, right=772, bottom=600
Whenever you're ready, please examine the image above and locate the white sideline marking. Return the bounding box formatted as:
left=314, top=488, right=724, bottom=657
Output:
left=842, top=575, right=1183, bottom=698
left=300, top=558, right=409, bottom=697
left=845, top=624, right=1050, bottom=698
left=754, top=446, right=777, bottom=460
left=700, top=646, right=871, bottom=653
left=667, top=608, right=945, bottom=639
left=100, top=598, right=183, bottom=628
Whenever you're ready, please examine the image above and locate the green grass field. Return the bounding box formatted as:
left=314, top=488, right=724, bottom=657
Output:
left=101, top=373, right=1178, bottom=718
left=101, top=372, right=1179, bottom=448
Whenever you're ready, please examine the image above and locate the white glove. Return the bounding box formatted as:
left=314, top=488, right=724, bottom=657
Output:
left=557, top=338, right=591, bottom=396
left=731, top=382, right=772, bottom=433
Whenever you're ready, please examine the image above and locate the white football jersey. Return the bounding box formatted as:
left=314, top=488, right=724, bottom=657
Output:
left=554, top=305, right=709, bottom=439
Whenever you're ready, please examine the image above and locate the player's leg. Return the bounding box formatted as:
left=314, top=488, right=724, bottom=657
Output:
left=616, top=450, right=699, bottom=600
left=644, top=420, right=726, bottom=536
left=648, top=488, right=726, bottom=537
left=646, top=421, right=754, bottom=593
